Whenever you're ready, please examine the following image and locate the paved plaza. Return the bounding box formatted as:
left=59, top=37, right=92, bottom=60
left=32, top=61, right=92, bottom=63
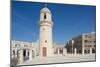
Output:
left=20, top=54, right=95, bottom=65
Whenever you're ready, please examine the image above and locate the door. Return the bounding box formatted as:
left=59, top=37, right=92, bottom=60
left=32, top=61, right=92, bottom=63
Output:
left=43, top=47, right=47, bottom=57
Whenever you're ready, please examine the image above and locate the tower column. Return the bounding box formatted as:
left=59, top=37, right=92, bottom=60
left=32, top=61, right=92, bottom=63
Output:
left=39, top=6, right=54, bottom=57
left=90, top=48, right=92, bottom=54
left=74, top=48, right=77, bottom=55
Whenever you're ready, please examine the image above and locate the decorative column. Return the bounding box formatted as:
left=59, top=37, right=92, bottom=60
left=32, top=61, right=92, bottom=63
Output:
left=90, top=48, right=92, bottom=54
left=63, top=48, right=67, bottom=55
left=82, top=48, right=84, bottom=55
left=58, top=49, right=60, bottom=54
left=26, top=50, right=28, bottom=57
left=29, top=50, right=33, bottom=60
left=18, top=49, right=23, bottom=64
left=82, top=34, right=84, bottom=55
left=74, top=48, right=77, bottom=55
left=15, top=50, right=17, bottom=58
left=71, top=40, right=74, bottom=54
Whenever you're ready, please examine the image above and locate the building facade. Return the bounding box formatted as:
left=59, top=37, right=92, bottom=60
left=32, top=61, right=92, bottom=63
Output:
left=66, top=32, right=96, bottom=54
left=11, top=40, right=39, bottom=65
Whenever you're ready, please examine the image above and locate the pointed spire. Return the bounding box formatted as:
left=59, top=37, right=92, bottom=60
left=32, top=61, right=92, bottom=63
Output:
left=45, top=4, right=47, bottom=8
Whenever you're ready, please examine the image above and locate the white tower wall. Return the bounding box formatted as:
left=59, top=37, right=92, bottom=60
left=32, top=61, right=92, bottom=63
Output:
left=39, top=6, right=54, bottom=57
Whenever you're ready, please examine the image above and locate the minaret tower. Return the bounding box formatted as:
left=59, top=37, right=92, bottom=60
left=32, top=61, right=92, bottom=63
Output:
left=39, top=4, right=53, bottom=57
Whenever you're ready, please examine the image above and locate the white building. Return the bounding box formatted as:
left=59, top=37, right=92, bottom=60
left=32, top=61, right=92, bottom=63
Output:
left=39, top=6, right=54, bottom=57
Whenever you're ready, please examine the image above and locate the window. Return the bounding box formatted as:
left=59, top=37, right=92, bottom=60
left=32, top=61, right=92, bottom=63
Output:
left=84, top=50, right=87, bottom=53
left=44, top=14, right=46, bottom=19
left=85, top=40, right=88, bottom=43
left=88, top=50, right=90, bottom=53
left=45, top=40, right=47, bottom=43
left=79, top=50, right=82, bottom=53
left=92, top=49, right=95, bottom=53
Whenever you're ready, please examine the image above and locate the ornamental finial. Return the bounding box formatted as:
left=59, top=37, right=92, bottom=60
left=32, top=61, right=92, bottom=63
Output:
left=45, top=4, right=47, bottom=7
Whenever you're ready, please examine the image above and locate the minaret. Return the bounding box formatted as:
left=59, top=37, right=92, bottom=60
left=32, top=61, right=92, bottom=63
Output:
left=39, top=4, right=53, bottom=57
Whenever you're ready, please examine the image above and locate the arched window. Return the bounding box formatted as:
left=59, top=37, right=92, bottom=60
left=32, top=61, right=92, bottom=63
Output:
left=44, top=14, right=46, bottom=19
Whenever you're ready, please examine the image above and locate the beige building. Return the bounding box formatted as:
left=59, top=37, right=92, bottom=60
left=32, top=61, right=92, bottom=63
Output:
left=66, top=32, right=96, bottom=54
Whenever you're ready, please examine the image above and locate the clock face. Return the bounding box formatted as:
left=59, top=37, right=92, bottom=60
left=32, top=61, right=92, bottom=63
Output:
left=43, top=28, right=45, bottom=31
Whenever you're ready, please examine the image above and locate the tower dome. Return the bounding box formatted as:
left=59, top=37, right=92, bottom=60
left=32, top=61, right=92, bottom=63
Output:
left=40, top=5, right=52, bottom=22
left=41, top=7, right=51, bottom=13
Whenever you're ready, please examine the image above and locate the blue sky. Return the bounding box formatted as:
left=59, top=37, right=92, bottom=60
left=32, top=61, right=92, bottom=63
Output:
left=11, top=1, right=96, bottom=44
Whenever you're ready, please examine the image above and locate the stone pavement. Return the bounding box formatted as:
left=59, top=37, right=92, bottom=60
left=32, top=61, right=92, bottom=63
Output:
left=20, top=54, right=95, bottom=65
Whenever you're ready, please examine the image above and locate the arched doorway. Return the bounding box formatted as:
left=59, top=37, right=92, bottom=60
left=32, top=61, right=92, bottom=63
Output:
left=23, top=49, right=29, bottom=61
left=23, top=50, right=26, bottom=57
left=42, top=47, right=47, bottom=57
left=13, top=50, right=15, bottom=55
